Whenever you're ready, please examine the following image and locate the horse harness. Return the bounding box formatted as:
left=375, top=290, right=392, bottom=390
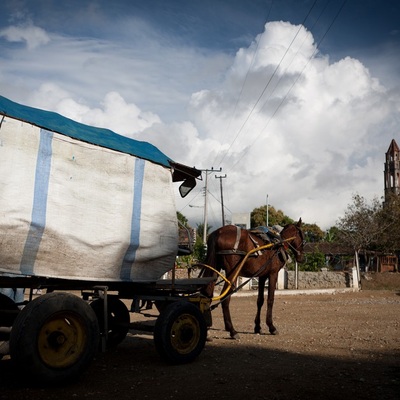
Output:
left=217, top=226, right=288, bottom=256
left=216, top=226, right=291, bottom=279
left=208, top=226, right=295, bottom=310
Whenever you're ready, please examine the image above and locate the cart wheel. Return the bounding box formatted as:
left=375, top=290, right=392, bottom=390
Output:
left=90, top=297, right=130, bottom=349
left=154, top=301, right=207, bottom=364
left=9, top=292, right=99, bottom=384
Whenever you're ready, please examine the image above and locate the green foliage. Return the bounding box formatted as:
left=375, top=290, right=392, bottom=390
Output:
left=336, top=194, right=383, bottom=251
left=376, top=192, right=400, bottom=252
left=196, top=222, right=212, bottom=242
left=302, top=223, right=324, bottom=242
left=193, top=238, right=207, bottom=263
left=176, top=233, right=207, bottom=268
left=175, top=254, right=192, bottom=269
left=301, top=249, right=326, bottom=271
left=177, top=211, right=188, bottom=227
left=251, top=205, right=294, bottom=228
left=324, top=226, right=340, bottom=242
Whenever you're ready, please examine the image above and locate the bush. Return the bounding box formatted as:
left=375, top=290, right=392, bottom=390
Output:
left=301, top=250, right=326, bottom=272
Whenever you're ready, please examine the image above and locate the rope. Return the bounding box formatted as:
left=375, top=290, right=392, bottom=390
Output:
left=210, top=249, right=281, bottom=310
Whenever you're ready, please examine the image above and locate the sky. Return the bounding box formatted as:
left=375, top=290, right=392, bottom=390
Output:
left=1, top=0, right=400, bottom=231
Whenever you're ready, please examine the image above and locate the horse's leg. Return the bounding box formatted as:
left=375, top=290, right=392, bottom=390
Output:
left=266, top=272, right=279, bottom=335
left=220, top=280, right=239, bottom=339
left=254, top=275, right=267, bottom=334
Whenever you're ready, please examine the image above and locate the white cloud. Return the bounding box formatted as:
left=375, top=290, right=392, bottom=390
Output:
left=182, top=21, right=396, bottom=229
left=1, top=17, right=398, bottom=231
left=30, top=84, right=161, bottom=137
left=0, top=22, right=231, bottom=125
left=0, top=23, right=50, bottom=49
left=76, top=92, right=161, bottom=136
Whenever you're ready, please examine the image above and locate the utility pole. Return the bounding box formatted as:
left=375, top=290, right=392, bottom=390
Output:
left=215, top=174, right=227, bottom=226
left=203, top=173, right=208, bottom=245
left=199, top=167, right=221, bottom=244
left=266, top=193, right=269, bottom=227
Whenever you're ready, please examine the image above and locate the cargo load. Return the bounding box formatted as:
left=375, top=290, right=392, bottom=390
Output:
left=0, top=96, right=199, bottom=282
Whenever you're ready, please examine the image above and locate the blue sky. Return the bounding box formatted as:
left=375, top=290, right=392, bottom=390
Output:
left=1, top=0, right=399, bottom=230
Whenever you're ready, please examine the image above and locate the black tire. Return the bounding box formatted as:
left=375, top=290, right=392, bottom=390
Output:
left=154, top=301, right=207, bottom=364
left=90, top=297, right=130, bottom=349
left=9, top=292, right=99, bottom=384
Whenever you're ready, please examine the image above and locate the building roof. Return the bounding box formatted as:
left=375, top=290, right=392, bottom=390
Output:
left=387, top=138, right=400, bottom=154
left=304, top=242, right=353, bottom=255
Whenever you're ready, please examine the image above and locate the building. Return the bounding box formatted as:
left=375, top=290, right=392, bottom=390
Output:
left=231, top=213, right=251, bottom=229
left=384, top=139, right=400, bottom=202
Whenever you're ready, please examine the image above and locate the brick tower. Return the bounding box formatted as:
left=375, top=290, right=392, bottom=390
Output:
left=384, top=139, right=400, bottom=202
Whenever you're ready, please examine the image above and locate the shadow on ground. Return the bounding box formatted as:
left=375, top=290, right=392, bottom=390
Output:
left=0, top=331, right=398, bottom=400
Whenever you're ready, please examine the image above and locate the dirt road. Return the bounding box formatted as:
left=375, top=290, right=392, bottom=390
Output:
left=0, top=277, right=399, bottom=400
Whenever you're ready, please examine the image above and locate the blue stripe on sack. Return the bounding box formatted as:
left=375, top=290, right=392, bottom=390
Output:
left=20, top=129, right=53, bottom=275
left=120, top=158, right=145, bottom=280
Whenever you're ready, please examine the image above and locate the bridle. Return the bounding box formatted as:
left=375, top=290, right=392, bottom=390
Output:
left=284, top=225, right=305, bottom=258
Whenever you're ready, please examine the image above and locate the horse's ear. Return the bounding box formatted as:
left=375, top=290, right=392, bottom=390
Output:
left=297, top=218, right=302, bottom=227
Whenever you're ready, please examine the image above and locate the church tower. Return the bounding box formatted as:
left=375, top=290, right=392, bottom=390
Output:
left=384, top=139, right=400, bottom=202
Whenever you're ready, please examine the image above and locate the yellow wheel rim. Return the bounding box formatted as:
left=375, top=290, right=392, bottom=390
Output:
left=170, top=313, right=200, bottom=355
left=37, top=312, right=87, bottom=368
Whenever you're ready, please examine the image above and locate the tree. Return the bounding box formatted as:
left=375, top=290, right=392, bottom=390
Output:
left=251, top=205, right=294, bottom=228
left=336, top=194, right=383, bottom=251
left=177, top=211, right=188, bottom=227
left=196, top=223, right=213, bottom=242
left=301, top=248, right=326, bottom=271
left=324, top=226, right=340, bottom=242
left=376, top=192, right=400, bottom=252
left=302, top=223, right=324, bottom=242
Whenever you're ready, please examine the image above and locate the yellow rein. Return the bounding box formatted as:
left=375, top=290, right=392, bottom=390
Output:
left=196, top=236, right=295, bottom=301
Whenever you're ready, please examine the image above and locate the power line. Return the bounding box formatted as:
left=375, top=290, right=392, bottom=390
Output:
left=181, top=1, right=348, bottom=224
left=217, top=0, right=319, bottom=169
left=226, top=0, right=348, bottom=173
left=212, top=1, right=275, bottom=167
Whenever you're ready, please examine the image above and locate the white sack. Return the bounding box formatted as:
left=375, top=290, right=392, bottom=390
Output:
left=0, top=116, right=178, bottom=281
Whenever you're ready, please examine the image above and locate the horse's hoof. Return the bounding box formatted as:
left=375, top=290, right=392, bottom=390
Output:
left=230, top=332, right=240, bottom=340
left=254, top=328, right=262, bottom=335
left=269, top=329, right=279, bottom=335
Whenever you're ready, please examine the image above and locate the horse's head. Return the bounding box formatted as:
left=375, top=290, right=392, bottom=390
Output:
left=281, top=218, right=305, bottom=263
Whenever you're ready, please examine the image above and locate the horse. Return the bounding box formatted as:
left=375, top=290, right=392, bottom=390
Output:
left=201, top=219, right=305, bottom=339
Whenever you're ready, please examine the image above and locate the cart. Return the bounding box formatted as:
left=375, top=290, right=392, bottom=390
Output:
left=0, top=95, right=214, bottom=384
left=0, top=270, right=214, bottom=384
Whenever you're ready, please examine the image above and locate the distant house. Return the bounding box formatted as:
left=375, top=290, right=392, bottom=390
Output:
left=304, top=243, right=398, bottom=272
left=304, top=242, right=353, bottom=270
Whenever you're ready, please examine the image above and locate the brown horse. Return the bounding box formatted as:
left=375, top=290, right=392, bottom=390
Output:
left=202, top=219, right=305, bottom=339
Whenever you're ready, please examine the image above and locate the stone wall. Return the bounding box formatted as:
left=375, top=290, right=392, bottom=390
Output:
left=285, top=270, right=353, bottom=289
left=172, top=267, right=355, bottom=290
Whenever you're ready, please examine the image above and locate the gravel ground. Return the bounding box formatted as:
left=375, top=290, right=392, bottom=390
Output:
left=0, top=273, right=399, bottom=400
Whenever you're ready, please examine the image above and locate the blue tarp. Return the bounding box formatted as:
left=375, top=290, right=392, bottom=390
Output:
left=0, top=95, right=172, bottom=168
